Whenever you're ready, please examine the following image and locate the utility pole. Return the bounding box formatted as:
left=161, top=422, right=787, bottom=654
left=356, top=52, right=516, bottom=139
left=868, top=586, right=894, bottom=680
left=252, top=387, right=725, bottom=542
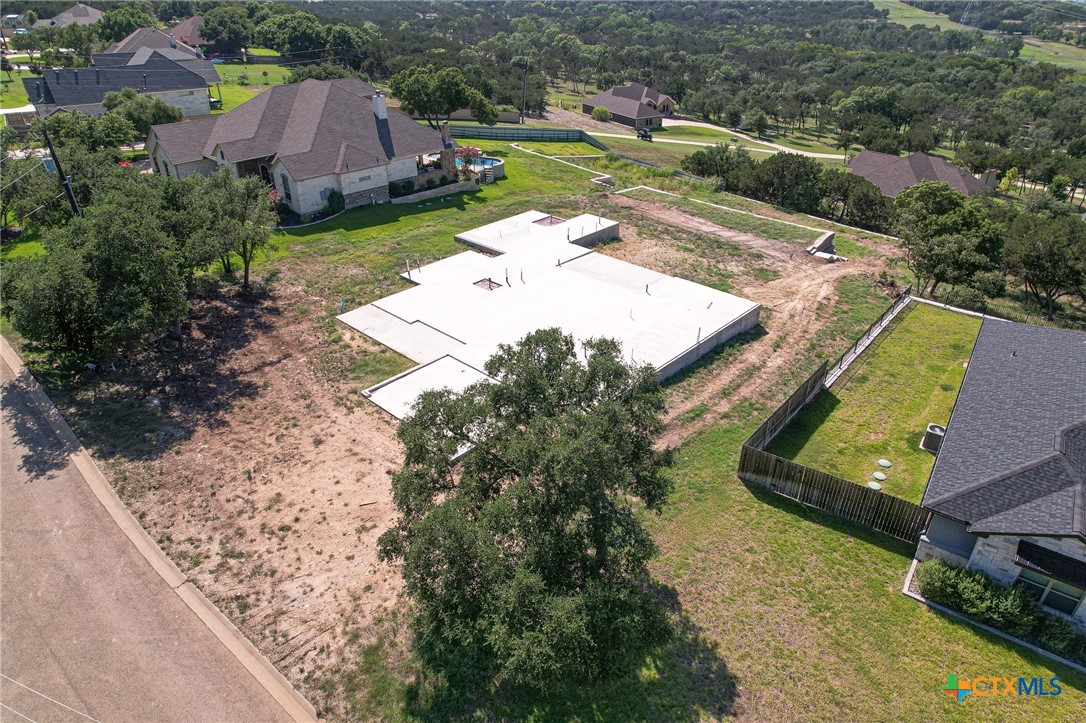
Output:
left=41, top=128, right=81, bottom=217
left=520, top=60, right=530, bottom=125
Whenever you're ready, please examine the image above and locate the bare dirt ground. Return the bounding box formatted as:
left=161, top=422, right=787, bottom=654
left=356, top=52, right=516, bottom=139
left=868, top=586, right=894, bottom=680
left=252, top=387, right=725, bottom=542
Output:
left=54, top=191, right=895, bottom=718
left=599, top=193, right=893, bottom=446
left=533, top=106, right=635, bottom=135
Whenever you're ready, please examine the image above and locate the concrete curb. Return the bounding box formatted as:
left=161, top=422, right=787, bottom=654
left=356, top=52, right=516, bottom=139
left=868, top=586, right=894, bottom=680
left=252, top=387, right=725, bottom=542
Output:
left=901, top=559, right=1086, bottom=676
left=0, top=336, right=318, bottom=722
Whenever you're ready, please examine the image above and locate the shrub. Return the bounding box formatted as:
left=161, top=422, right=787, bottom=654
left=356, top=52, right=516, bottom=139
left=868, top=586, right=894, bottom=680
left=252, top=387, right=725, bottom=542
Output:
left=237, top=72, right=250, bottom=85
left=299, top=213, right=312, bottom=224
left=914, top=558, right=960, bottom=604
left=326, top=189, right=345, bottom=214
left=425, top=177, right=437, bottom=189
left=915, top=559, right=1079, bottom=659
left=591, top=106, right=612, bottom=123
left=1036, top=616, right=1077, bottom=654
left=942, top=286, right=987, bottom=312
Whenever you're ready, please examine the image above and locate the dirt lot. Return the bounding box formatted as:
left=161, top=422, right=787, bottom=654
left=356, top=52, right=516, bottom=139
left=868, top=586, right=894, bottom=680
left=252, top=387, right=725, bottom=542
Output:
left=54, top=192, right=896, bottom=718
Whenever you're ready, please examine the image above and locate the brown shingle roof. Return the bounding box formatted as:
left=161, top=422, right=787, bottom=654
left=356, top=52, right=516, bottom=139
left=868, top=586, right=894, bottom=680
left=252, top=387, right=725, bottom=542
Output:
left=584, top=82, right=671, bottom=120
left=108, top=28, right=199, bottom=56
left=151, top=78, right=445, bottom=180
left=848, top=150, right=986, bottom=198
left=34, top=3, right=102, bottom=28
left=169, top=16, right=208, bottom=48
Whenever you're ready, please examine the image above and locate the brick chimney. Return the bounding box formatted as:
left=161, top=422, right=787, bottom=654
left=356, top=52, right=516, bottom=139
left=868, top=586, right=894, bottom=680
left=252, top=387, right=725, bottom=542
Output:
left=372, top=91, right=387, bottom=120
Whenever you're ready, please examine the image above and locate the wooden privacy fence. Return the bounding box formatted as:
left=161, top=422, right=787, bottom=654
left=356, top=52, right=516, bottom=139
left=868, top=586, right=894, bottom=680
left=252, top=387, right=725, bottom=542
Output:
left=738, top=289, right=930, bottom=544
left=448, top=125, right=612, bottom=152
left=738, top=446, right=931, bottom=543
left=745, top=363, right=827, bottom=451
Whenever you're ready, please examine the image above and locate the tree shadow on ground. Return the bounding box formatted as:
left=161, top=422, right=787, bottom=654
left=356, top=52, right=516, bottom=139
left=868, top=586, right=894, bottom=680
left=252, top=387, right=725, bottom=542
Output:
left=0, top=371, right=78, bottom=482
left=403, top=585, right=740, bottom=721
left=23, top=279, right=278, bottom=463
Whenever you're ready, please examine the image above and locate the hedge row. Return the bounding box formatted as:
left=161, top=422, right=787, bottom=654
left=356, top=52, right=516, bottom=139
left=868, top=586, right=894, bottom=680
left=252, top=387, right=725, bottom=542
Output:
left=916, top=559, right=1086, bottom=665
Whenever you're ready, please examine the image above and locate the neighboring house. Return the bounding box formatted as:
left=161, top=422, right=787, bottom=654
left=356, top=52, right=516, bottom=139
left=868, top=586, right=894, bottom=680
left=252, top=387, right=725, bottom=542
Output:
left=582, top=82, right=675, bottom=129
left=916, top=319, right=1086, bottom=630
left=848, top=150, right=986, bottom=198
left=33, top=3, right=103, bottom=29
left=23, top=50, right=218, bottom=117
left=108, top=27, right=203, bottom=57
left=147, top=78, right=455, bottom=215
left=3, top=13, right=26, bottom=30
left=169, top=15, right=211, bottom=50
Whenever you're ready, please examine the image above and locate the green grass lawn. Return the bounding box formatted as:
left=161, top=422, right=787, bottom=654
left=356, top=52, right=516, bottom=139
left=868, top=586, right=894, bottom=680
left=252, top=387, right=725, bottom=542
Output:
left=769, top=302, right=981, bottom=501
left=1019, top=38, right=1086, bottom=71
left=546, top=80, right=599, bottom=113
left=1, top=69, right=31, bottom=109
left=0, top=231, right=45, bottom=260
left=213, top=61, right=294, bottom=86
left=621, top=187, right=822, bottom=245
left=515, top=140, right=604, bottom=157
left=213, top=83, right=261, bottom=113
left=246, top=47, right=281, bottom=58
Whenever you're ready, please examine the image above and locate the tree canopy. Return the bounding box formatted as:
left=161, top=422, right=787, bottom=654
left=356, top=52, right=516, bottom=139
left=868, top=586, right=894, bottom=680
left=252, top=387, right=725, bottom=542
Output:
left=379, top=328, right=674, bottom=690
left=102, top=88, right=184, bottom=137
left=390, top=66, right=497, bottom=128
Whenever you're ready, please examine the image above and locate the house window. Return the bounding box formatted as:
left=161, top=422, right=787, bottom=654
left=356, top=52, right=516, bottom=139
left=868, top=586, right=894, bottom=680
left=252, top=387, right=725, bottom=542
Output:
left=280, top=174, right=292, bottom=202
left=1017, top=568, right=1085, bottom=615
left=160, top=159, right=170, bottom=177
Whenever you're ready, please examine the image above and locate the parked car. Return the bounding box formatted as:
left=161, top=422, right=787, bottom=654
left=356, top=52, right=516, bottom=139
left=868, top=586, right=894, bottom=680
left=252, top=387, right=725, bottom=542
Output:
left=637, top=128, right=653, bottom=141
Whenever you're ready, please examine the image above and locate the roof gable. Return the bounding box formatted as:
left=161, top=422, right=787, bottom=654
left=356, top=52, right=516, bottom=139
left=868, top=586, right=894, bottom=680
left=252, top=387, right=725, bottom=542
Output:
left=152, top=78, right=445, bottom=180
left=24, top=52, right=209, bottom=107
left=848, top=150, right=985, bottom=198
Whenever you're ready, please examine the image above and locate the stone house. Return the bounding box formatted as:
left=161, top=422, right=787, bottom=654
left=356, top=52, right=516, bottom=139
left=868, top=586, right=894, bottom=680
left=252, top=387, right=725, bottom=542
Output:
left=147, top=78, right=455, bottom=216
left=915, top=319, right=1086, bottom=629
left=581, top=82, right=674, bottom=129
left=23, top=49, right=218, bottom=117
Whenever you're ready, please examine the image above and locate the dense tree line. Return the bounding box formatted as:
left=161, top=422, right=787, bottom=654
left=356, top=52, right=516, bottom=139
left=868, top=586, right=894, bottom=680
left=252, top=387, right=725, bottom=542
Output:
left=1, top=132, right=275, bottom=357
left=681, top=145, right=895, bottom=232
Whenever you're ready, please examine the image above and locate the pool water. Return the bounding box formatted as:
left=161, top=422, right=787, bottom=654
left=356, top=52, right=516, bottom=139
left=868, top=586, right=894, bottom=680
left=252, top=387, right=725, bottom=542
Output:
left=455, top=157, right=501, bottom=167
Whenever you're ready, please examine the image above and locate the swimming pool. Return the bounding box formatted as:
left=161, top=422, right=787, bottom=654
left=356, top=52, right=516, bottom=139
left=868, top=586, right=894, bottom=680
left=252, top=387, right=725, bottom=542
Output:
left=455, top=157, right=502, bottom=167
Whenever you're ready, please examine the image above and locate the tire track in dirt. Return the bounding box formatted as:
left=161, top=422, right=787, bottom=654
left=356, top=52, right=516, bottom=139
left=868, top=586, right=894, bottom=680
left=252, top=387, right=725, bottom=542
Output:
left=601, top=193, right=894, bottom=447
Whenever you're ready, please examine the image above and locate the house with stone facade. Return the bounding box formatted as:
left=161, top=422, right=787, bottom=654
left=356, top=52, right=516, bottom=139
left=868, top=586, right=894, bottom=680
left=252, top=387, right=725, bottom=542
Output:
left=23, top=49, right=218, bottom=117
left=581, top=82, right=674, bottom=129
left=147, top=77, right=456, bottom=216
left=915, top=319, right=1086, bottom=629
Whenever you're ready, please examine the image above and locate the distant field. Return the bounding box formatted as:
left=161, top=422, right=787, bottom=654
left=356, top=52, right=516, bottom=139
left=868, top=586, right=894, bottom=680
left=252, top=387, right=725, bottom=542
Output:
left=875, top=0, right=1086, bottom=71
left=871, top=0, right=967, bottom=31
left=213, top=61, right=293, bottom=86
left=768, top=302, right=981, bottom=502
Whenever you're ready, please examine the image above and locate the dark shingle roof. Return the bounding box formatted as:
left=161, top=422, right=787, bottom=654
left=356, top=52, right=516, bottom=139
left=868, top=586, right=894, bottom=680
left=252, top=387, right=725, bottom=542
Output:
left=923, top=319, right=1086, bottom=539
left=848, top=150, right=986, bottom=198
left=151, top=78, right=445, bottom=180
left=92, top=49, right=220, bottom=84
left=583, top=82, right=670, bottom=120
left=24, top=52, right=209, bottom=108
left=169, top=16, right=208, bottom=47
left=34, top=3, right=102, bottom=28
left=108, top=27, right=199, bottom=57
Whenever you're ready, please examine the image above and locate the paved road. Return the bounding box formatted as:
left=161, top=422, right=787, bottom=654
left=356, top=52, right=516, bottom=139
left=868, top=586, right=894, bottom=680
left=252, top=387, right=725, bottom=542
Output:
left=0, top=354, right=307, bottom=722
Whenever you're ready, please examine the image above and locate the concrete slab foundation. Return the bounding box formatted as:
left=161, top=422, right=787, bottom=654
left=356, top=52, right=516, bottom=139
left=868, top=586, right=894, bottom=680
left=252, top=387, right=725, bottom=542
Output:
left=338, top=211, right=761, bottom=419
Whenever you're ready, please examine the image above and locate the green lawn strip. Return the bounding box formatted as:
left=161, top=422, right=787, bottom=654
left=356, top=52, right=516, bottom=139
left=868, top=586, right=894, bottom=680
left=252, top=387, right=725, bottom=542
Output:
left=213, top=61, right=293, bottom=86
left=264, top=141, right=602, bottom=307
left=0, top=231, right=45, bottom=259
left=246, top=47, right=281, bottom=58
left=213, top=83, right=261, bottom=113
left=622, top=187, right=821, bottom=245
left=514, top=140, right=603, bottom=157
left=602, top=135, right=707, bottom=169
left=769, top=302, right=981, bottom=501
left=1, top=69, right=31, bottom=108
left=1019, top=40, right=1086, bottom=72
left=655, top=125, right=778, bottom=153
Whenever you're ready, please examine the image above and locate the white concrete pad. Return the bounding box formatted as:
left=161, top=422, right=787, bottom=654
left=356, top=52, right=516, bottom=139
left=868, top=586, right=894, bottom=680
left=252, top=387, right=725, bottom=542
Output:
left=365, top=355, right=490, bottom=419
left=341, top=211, right=761, bottom=419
